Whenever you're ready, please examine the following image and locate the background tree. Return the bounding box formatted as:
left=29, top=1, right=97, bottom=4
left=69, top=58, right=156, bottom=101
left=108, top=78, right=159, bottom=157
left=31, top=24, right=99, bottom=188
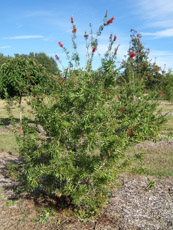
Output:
left=14, top=52, right=59, bottom=75
left=162, top=70, right=173, bottom=102
left=0, top=57, right=49, bottom=120
left=118, top=29, right=166, bottom=92
left=0, top=53, right=11, bottom=67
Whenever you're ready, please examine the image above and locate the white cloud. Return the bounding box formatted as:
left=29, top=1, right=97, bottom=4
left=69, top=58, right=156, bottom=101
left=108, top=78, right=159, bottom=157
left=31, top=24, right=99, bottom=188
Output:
left=0, top=46, right=11, bottom=49
left=4, top=35, right=44, bottom=40
left=136, top=0, right=173, bottom=20
left=142, top=28, right=173, bottom=38
left=133, top=0, right=173, bottom=30
left=147, top=20, right=173, bottom=29
left=150, top=50, right=173, bottom=57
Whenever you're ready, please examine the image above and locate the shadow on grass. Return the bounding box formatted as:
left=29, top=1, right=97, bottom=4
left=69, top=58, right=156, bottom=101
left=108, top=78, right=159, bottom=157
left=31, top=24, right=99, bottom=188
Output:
left=0, top=117, right=35, bottom=126
left=1, top=153, right=74, bottom=213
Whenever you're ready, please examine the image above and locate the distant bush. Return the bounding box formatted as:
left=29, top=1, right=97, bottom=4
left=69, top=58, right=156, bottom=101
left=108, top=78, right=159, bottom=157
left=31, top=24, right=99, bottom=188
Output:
left=0, top=57, right=49, bottom=101
left=14, top=52, right=60, bottom=75
left=162, top=70, right=173, bottom=102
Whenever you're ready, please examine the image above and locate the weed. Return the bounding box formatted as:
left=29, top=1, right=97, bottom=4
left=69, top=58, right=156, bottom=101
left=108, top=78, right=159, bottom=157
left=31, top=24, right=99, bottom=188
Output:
left=32, top=208, right=55, bottom=224
left=146, top=179, right=156, bottom=190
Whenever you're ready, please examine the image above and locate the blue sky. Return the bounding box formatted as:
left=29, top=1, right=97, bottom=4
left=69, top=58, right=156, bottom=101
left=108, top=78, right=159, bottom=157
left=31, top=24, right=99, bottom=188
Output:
left=0, top=0, right=173, bottom=71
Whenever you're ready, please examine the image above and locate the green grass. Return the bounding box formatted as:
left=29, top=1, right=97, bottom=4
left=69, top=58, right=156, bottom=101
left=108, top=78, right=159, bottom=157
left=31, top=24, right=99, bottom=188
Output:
left=158, top=100, right=173, bottom=112
left=127, top=143, right=173, bottom=177
left=162, top=116, right=173, bottom=131
left=0, top=133, right=18, bottom=154
left=0, top=97, right=34, bottom=120
left=142, top=148, right=173, bottom=176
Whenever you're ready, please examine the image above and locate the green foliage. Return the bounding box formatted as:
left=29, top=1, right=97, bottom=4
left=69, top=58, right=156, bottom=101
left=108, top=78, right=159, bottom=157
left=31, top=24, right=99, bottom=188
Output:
left=0, top=57, right=48, bottom=100
left=15, top=68, right=129, bottom=215
left=0, top=53, right=11, bottom=67
left=162, top=70, right=173, bottom=102
left=116, top=73, right=166, bottom=142
left=118, top=29, right=166, bottom=92
left=14, top=52, right=59, bottom=75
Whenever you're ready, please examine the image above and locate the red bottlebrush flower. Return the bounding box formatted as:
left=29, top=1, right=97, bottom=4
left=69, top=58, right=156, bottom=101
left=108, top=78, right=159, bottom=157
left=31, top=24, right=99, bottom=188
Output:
left=60, top=77, right=65, bottom=82
left=26, top=73, right=30, bottom=78
left=106, top=17, right=115, bottom=25
left=72, top=27, right=77, bottom=33
left=92, top=46, right=97, bottom=52
left=71, top=16, right=74, bottom=24
left=120, top=107, right=126, bottom=112
left=55, top=54, right=59, bottom=60
left=160, top=91, right=165, bottom=96
left=137, top=33, right=142, bottom=38
left=84, top=32, right=88, bottom=40
left=126, top=129, right=135, bottom=136
left=113, top=35, right=117, bottom=41
left=58, top=41, right=63, bottom=48
left=130, top=52, right=136, bottom=58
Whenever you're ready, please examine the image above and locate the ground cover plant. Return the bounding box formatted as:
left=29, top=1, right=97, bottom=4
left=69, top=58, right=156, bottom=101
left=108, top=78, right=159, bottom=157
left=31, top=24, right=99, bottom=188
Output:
left=3, top=12, right=169, bottom=218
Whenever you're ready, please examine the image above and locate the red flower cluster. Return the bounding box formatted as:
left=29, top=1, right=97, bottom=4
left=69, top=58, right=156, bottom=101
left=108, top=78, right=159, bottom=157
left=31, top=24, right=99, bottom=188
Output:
left=58, top=41, right=63, bottom=48
left=92, top=47, right=97, bottom=52
left=120, top=107, right=126, bottom=112
left=84, top=32, right=89, bottom=40
left=55, top=54, right=59, bottom=60
left=160, top=91, right=165, bottom=96
left=126, top=129, right=135, bottom=136
left=109, top=34, right=117, bottom=41
left=72, top=27, right=77, bottom=33
left=35, top=95, right=40, bottom=100
left=137, top=33, right=142, bottom=38
left=130, top=52, right=136, bottom=58
left=71, top=17, right=74, bottom=24
left=106, top=17, right=115, bottom=25
left=114, top=35, right=117, bottom=41
left=60, top=77, right=65, bottom=82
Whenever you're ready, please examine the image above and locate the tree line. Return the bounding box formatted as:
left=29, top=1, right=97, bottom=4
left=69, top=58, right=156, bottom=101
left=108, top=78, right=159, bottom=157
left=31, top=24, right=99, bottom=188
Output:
left=0, top=52, right=59, bottom=75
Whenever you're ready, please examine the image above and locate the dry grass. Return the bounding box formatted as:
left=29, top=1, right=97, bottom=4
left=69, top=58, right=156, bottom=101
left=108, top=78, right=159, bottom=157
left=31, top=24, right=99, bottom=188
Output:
left=158, top=100, right=173, bottom=112
left=127, top=140, right=173, bottom=176
left=0, top=133, right=18, bottom=155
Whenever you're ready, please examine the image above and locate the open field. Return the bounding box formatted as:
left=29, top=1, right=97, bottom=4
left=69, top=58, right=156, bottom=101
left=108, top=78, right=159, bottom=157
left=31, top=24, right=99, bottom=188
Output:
left=0, top=98, right=173, bottom=229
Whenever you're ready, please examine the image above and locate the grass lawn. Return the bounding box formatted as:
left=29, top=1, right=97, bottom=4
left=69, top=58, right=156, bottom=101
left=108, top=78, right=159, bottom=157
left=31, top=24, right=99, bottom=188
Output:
left=0, top=133, right=18, bottom=154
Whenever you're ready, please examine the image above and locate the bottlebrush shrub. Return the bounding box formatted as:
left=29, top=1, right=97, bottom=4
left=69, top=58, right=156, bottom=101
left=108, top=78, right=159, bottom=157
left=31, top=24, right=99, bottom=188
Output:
left=117, top=51, right=166, bottom=142
left=14, top=69, right=132, bottom=216
left=9, top=14, right=132, bottom=216
left=7, top=14, right=166, bottom=217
